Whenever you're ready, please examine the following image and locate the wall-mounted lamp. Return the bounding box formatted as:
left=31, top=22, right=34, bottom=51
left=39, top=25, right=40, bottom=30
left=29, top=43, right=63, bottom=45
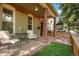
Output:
left=50, top=21, right=52, bottom=23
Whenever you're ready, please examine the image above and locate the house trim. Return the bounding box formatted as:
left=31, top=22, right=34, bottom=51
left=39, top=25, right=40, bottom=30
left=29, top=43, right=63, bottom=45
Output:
left=2, top=4, right=16, bottom=34
left=27, top=14, right=33, bottom=31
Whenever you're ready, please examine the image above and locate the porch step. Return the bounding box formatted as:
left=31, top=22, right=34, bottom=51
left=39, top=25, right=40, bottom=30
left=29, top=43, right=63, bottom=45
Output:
left=54, top=39, right=71, bottom=45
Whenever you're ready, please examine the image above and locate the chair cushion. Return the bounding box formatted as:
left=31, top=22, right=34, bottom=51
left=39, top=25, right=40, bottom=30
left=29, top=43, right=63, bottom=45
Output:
left=0, top=31, right=10, bottom=43
left=9, top=39, right=19, bottom=44
left=0, top=31, right=10, bottom=39
left=0, top=31, right=20, bottom=44
left=27, top=30, right=38, bottom=39
left=0, top=38, right=10, bottom=43
left=27, top=30, right=33, bottom=34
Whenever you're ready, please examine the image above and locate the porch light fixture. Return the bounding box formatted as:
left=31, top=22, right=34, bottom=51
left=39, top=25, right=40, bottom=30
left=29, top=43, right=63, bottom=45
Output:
left=35, top=7, right=38, bottom=11
left=50, top=21, right=52, bottom=23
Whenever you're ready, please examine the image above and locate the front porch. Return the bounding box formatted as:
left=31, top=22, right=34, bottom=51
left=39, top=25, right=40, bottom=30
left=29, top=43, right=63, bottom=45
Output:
left=0, top=34, right=70, bottom=56
left=0, top=3, right=58, bottom=56
left=0, top=3, right=75, bottom=56
left=0, top=37, right=50, bottom=56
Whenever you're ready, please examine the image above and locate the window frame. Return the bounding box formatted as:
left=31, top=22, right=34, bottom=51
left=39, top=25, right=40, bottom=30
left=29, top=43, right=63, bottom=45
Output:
left=2, top=7, right=13, bottom=33
left=28, top=14, right=33, bottom=30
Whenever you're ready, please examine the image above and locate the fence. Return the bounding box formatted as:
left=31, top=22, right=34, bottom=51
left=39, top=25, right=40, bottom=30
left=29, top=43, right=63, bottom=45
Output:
left=70, top=31, right=79, bottom=56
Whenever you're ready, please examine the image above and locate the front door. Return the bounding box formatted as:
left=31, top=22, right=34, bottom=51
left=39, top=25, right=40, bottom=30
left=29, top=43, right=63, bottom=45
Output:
left=40, top=22, right=43, bottom=36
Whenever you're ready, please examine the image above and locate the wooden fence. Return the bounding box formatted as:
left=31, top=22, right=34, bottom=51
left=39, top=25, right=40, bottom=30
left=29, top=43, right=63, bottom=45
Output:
left=70, top=32, right=79, bottom=56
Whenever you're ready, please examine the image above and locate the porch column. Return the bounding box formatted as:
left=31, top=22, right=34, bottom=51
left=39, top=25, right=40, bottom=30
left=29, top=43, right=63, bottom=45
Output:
left=53, top=17, right=56, bottom=38
left=0, top=4, right=2, bottom=30
left=42, top=8, right=48, bottom=40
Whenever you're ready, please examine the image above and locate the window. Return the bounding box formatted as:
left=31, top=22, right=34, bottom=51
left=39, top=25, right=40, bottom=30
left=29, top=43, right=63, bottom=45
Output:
left=47, top=22, right=51, bottom=31
left=2, top=8, right=13, bottom=33
left=47, top=18, right=54, bottom=32
left=28, top=16, right=32, bottom=30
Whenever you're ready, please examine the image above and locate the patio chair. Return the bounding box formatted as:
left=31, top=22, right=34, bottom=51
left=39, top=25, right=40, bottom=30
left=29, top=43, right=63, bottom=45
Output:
left=27, top=30, right=38, bottom=39
left=0, top=31, right=20, bottom=44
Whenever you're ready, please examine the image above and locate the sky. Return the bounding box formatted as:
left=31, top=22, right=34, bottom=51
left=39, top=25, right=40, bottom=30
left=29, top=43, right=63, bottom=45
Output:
left=53, top=3, right=60, bottom=10
left=53, top=3, right=61, bottom=15
left=53, top=3, right=61, bottom=23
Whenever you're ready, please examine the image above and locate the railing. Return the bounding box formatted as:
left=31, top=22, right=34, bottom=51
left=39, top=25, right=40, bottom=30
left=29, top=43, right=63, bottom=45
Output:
left=48, top=31, right=70, bottom=38
left=56, top=31, right=70, bottom=39
left=70, top=31, right=79, bottom=56
left=48, top=31, right=70, bottom=44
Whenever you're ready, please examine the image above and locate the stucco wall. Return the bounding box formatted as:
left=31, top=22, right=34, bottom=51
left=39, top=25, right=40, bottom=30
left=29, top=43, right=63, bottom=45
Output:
left=0, top=4, right=41, bottom=36
left=15, top=10, right=28, bottom=33
left=33, top=17, right=41, bottom=35
left=15, top=10, right=41, bottom=35
left=0, top=4, right=2, bottom=30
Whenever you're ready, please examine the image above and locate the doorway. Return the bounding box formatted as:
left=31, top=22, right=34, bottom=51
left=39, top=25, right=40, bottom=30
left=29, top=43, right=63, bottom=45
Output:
left=40, top=22, right=43, bottom=36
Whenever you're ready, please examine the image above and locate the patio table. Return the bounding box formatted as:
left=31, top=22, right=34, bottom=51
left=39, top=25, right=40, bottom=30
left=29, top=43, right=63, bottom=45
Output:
left=15, top=33, right=28, bottom=49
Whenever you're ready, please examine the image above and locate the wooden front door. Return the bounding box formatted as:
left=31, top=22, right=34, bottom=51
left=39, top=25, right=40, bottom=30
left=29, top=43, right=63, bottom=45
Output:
left=40, top=22, right=43, bottom=36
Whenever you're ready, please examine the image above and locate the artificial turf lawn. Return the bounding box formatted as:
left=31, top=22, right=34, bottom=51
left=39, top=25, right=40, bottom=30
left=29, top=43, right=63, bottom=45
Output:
left=34, top=42, right=74, bottom=56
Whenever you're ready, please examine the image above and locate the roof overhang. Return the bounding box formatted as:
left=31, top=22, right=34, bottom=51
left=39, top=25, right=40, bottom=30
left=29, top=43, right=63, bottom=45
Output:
left=5, top=3, right=58, bottom=19
left=39, top=3, right=58, bottom=17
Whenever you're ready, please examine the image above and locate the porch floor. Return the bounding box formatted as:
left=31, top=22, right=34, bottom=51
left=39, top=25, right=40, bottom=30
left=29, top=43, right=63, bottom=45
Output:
left=0, top=36, right=71, bottom=56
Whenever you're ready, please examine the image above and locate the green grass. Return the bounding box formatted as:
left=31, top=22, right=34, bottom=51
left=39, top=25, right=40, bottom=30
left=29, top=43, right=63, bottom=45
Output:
left=34, top=42, right=74, bottom=56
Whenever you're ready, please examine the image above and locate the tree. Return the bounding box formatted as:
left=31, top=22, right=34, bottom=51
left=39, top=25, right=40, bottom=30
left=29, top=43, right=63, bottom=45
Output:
left=60, top=3, right=79, bottom=31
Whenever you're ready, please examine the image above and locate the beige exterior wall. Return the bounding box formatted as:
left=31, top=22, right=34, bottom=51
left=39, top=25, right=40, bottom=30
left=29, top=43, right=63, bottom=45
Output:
left=15, top=10, right=28, bottom=33
left=0, top=4, right=41, bottom=35
left=0, top=4, right=3, bottom=30
left=15, top=10, right=41, bottom=35
left=33, top=17, right=41, bottom=35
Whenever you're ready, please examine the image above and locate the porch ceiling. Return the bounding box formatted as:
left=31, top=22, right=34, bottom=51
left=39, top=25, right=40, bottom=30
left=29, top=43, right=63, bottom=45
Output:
left=9, top=3, right=45, bottom=18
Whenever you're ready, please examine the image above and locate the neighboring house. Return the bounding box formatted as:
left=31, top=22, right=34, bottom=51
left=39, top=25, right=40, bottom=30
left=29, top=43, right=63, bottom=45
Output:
left=0, top=3, right=58, bottom=38
left=56, top=22, right=63, bottom=31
